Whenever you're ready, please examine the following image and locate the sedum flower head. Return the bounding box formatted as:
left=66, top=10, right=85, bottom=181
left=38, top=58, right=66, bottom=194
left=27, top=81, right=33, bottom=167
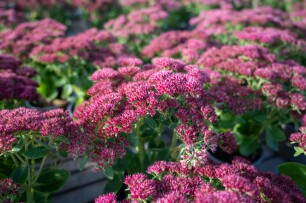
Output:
left=96, top=156, right=305, bottom=202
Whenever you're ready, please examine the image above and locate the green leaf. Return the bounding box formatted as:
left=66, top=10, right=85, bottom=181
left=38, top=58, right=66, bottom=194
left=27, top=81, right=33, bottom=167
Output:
left=33, top=168, right=70, bottom=193
left=48, top=91, right=59, bottom=102
left=10, top=165, right=28, bottom=184
left=157, top=148, right=170, bottom=161
left=55, top=136, right=70, bottom=144
left=266, top=125, right=286, bottom=141
left=254, top=114, right=267, bottom=123
left=278, top=162, right=306, bottom=196
left=159, top=94, right=168, bottom=100
left=218, top=120, right=236, bottom=129
left=104, top=171, right=124, bottom=193
left=23, top=146, right=49, bottom=159
left=61, top=84, right=73, bottom=99
left=33, top=191, right=50, bottom=203
left=178, top=143, right=186, bottom=149
left=12, top=139, right=24, bottom=152
left=79, top=156, right=88, bottom=171
left=145, top=116, right=157, bottom=129
left=126, top=133, right=138, bottom=148
left=266, top=136, right=279, bottom=151
left=113, top=156, right=130, bottom=171
left=238, top=135, right=259, bottom=157
left=103, top=166, right=114, bottom=180
left=265, top=125, right=285, bottom=151
left=59, top=150, right=68, bottom=158
left=293, top=146, right=305, bottom=157
left=53, top=77, right=67, bottom=87
left=0, top=173, right=6, bottom=179
left=169, top=123, right=179, bottom=129
left=0, top=157, right=15, bottom=177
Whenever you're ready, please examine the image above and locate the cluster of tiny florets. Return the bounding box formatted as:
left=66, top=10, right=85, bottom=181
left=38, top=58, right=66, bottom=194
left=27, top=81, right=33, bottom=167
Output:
left=104, top=6, right=168, bottom=37
left=96, top=156, right=305, bottom=202
left=72, top=57, right=238, bottom=170
left=0, top=54, right=39, bottom=101
left=0, top=18, right=66, bottom=58
left=199, top=45, right=306, bottom=113
left=0, top=107, right=73, bottom=153
left=30, top=28, right=130, bottom=67
left=0, top=178, right=23, bottom=202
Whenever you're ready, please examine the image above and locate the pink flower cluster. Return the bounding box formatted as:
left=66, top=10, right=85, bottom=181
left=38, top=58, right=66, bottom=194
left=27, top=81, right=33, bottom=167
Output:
left=235, top=26, right=302, bottom=45
left=71, top=57, right=237, bottom=170
left=0, top=54, right=39, bottom=101
left=0, top=107, right=73, bottom=153
left=96, top=157, right=305, bottom=202
left=290, top=2, right=306, bottom=31
left=290, top=115, right=306, bottom=154
left=199, top=45, right=306, bottom=112
left=71, top=0, right=113, bottom=12
left=120, top=0, right=182, bottom=11
left=12, top=0, right=66, bottom=9
left=206, top=76, right=262, bottom=114
left=30, top=28, right=129, bottom=67
left=0, top=8, right=25, bottom=28
left=0, top=18, right=66, bottom=58
left=104, top=6, right=168, bottom=37
left=142, top=30, right=214, bottom=63
left=190, top=6, right=299, bottom=35
left=0, top=178, right=23, bottom=202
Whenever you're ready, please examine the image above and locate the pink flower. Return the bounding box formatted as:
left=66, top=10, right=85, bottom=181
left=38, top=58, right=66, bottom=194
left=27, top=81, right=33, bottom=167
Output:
left=222, top=175, right=259, bottom=197
left=105, top=6, right=168, bottom=37
left=124, top=174, right=156, bottom=200
left=0, top=19, right=66, bottom=58
left=95, top=193, right=117, bottom=203
left=0, top=178, right=23, bottom=201
left=0, top=107, right=73, bottom=152
left=219, top=131, right=237, bottom=154
left=97, top=157, right=304, bottom=202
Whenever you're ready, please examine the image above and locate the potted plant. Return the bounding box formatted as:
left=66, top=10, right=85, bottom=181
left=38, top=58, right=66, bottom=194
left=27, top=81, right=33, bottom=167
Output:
left=68, top=57, right=238, bottom=194
left=0, top=107, right=79, bottom=202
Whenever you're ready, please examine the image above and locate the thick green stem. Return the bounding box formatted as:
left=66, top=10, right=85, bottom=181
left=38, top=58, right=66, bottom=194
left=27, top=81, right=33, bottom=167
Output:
left=169, top=131, right=178, bottom=160
left=138, top=139, right=145, bottom=171
left=24, top=138, right=34, bottom=202
left=10, top=154, right=19, bottom=167
left=15, top=153, right=26, bottom=164
left=135, top=118, right=145, bottom=171
left=32, top=156, right=47, bottom=185
left=31, top=159, right=35, bottom=182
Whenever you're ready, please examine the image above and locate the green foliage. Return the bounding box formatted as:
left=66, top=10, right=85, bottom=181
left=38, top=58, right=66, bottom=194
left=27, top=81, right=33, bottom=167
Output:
left=22, top=146, right=49, bottom=159
left=0, top=130, right=70, bottom=202
left=30, top=57, right=94, bottom=104
left=33, top=168, right=70, bottom=193
left=10, top=165, right=29, bottom=185
left=103, top=166, right=114, bottom=180
left=104, top=171, right=124, bottom=194
left=278, top=162, right=306, bottom=196
left=265, top=125, right=285, bottom=151
left=293, top=146, right=306, bottom=157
